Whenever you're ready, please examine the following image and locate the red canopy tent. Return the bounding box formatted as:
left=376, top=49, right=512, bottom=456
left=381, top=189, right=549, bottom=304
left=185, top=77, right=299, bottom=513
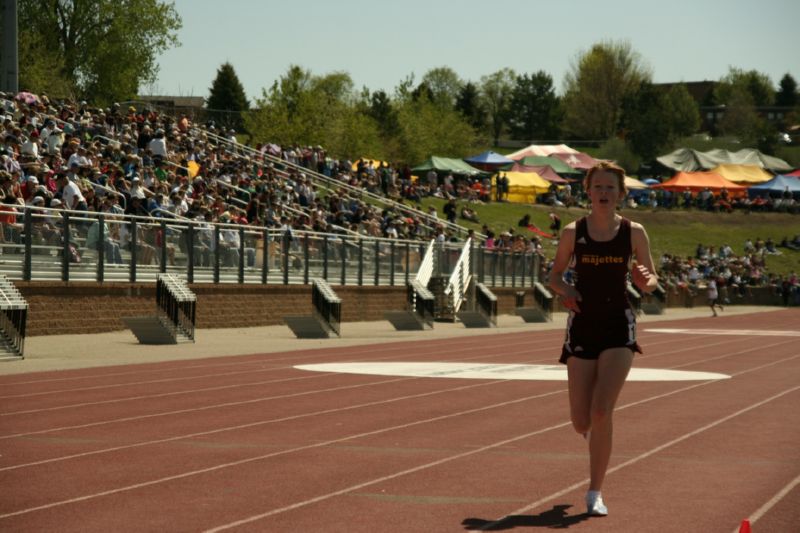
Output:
left=509, top=163, right=569, bottom=184
left=786, top=169, right=800, bottom=178
left=651, top=171, right=748, bottom=197
left=549, top=151, right=600, bottom=171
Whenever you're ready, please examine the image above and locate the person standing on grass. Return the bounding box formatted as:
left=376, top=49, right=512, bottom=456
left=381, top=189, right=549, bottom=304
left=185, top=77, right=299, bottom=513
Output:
left=707, top=277, right=723, bottom=316
left=549, top=161, right=659, bottom=517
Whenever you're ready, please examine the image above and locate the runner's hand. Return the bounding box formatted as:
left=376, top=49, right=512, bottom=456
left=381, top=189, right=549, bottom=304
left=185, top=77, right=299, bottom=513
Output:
left=632, top=264, right=654, bottom=292
left=560, top=287, right=582, bottom=313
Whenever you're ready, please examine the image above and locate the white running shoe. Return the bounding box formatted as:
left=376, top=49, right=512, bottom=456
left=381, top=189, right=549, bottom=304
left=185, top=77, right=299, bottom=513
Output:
left=586, top=491, right=608, bottom=516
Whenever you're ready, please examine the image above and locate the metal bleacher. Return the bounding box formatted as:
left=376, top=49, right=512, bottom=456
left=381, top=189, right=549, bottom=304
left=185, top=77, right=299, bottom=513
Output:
left=0, top=275, right=28, bottom=360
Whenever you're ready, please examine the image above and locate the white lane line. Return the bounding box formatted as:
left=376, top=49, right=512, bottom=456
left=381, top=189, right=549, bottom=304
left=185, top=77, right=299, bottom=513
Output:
left=0, top=385, right=567, bottom=519
left=646, top=328, right=800, bottom=337
left=0, top=379, right=526, bottom=473
left=477, top=385, right=800, bottom=531
left=0, top=376, right=411, bottom=440
left=0, top=334, right=550, bottom=399
left=206, top=381, right=800, bottom=533
left=0, top=332, right=744, bottom=415
left=3, top=351, right=796, bottom=523
left=0, top=334, right=766, bottom=438
left=734, top=472, right=800, bottom=532
left=0, top=374, right=329, bottom=417
left=0, top=322, right=716, bottom=397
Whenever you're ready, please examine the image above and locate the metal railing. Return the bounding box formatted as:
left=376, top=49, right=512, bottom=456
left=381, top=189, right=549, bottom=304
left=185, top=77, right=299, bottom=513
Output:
left=1, top=205, right=541, bottom=289
left=414, top=239, right=435, bottom=286
left=199, top=129, right=480, bottom=240
left=443, top=238, right=472, bottom=314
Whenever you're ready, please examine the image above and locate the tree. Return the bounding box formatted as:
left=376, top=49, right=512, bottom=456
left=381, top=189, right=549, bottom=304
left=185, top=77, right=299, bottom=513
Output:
left=207, top=63, right=250, bottom=132
left=455, top=81, right=486, bottom=131
left=365, top=89, right=399, bottom=137
left=562, top=40, right=651, bottom=139
left=420, top=67, right=462, bottom=109
left=665, top=83, right=701, bottom=139
left=714, top=67, right=775, bottom=107
left=480, top=68, right=516, bottom=145
left=245, top=66, right=383, bottom=159
left=620, top=82, right=672, bottom=161
left=621, top=82, right=700, bottom=161
left=506, top=71, right=561, bottom=141
left=18, top=0, right=182, bottom=104
left=775, top=73, right=798, bottom=108
left=718, top=86, right=762, bottom=144
left=394, top=96, right=478, bottom=164
left=17, top=29, right=74, bottom=97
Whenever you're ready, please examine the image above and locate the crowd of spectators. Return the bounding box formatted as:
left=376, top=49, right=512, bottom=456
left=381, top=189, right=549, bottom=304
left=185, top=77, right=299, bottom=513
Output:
left=656, top=238, right=799, bottom=306
left=0, top=91, right=460, bottom=258
left=628, top=186, right=799, bottom=214
left=1, top=90, right=797, bottom=302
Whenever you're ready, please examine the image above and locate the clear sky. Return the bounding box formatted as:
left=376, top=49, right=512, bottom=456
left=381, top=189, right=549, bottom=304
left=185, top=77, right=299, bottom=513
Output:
left=151, top=0, right=800, bottom=102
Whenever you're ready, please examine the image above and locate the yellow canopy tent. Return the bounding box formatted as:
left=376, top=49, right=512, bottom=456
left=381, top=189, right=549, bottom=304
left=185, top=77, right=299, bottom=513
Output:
left=504, top=171, right=552, bottom=204
left=711, top=164, right=772, bottom=184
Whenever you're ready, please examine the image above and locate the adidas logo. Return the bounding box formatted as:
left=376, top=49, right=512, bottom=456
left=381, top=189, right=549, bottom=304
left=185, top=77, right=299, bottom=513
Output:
left=577, top=237, right=587, bottom=244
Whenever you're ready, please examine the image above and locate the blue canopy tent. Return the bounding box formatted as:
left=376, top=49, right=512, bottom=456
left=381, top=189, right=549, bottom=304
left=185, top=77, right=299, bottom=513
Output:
left=463, top=151, right=514, bottom=171
left=747, top=174, right=800, bottom=198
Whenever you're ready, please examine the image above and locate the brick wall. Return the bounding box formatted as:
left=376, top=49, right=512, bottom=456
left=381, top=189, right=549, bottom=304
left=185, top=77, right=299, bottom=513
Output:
left=15, top=282, right=407, bottom=336
left=13, top=281, right=784, bottom=337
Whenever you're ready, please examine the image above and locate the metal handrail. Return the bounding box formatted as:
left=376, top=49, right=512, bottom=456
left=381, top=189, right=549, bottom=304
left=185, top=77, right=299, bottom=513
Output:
left=413, top=239, right=436, bottom=286
left=91, top=181, right=127, bottom=211
left=199, top=128, right=480, bottom=239
left=443, top=238, right=472, bottom=313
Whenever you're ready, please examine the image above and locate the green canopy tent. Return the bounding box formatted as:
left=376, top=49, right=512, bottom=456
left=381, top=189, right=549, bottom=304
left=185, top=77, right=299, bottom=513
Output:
left=412, top=156, right=488, bottom=176
left=516, top=156, right=582, bottom=175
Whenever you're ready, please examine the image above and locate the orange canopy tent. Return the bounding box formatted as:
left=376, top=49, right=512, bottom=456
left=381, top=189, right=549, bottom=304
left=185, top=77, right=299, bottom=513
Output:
left=651, top=171, right=748, bottom=197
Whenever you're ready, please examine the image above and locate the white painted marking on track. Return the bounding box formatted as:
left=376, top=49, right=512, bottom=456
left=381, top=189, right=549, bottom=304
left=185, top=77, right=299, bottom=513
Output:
left=645, top=328, right=800, bottom=337
left=295, top=362, right=730, bottom=381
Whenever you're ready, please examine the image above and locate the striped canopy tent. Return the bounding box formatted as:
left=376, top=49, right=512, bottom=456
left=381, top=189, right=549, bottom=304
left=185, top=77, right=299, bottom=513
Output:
left=515, top=156, right=582, bottom=175
left=711, top=164, right=773, bottom=184
left=650, top=171, right=748, bottom=197
left=509, top=163, right=569, bottom=184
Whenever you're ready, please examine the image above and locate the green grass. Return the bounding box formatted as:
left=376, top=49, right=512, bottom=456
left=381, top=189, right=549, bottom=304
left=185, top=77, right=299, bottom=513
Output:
left=419, top=197, right=799, bottom=276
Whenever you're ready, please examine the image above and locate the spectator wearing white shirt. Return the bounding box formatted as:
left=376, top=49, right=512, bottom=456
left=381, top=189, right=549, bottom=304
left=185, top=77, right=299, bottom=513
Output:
left=147, top=129, right=168, bottom=159
left=57, top=174, right=88, bottom=212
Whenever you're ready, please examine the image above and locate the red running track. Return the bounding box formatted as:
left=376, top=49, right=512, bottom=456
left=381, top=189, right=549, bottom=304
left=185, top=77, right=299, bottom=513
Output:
left=0, top=309, right=798, bottom=532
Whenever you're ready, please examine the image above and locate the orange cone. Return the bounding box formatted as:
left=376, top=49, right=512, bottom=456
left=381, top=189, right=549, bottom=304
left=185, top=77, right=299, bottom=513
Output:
left=738, top=519, right=751, bottom=533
